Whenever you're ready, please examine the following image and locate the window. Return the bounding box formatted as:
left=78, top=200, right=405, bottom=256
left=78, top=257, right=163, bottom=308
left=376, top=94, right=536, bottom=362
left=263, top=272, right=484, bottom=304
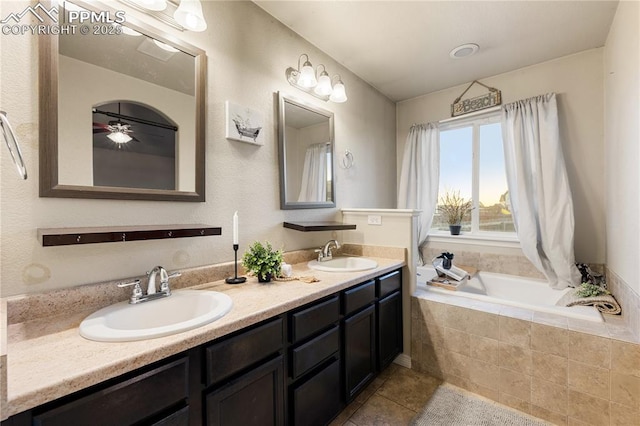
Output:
left=431, top=113, right=516, bottom=236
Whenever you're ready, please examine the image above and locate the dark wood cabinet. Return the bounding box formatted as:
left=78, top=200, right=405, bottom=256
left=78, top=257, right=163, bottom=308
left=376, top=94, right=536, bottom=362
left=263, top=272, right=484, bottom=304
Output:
left=32, top=356, right=190, bottom=426
left=377, top=291, right=403, bottom=370
left=290, top=358, right=341, bottom=426
left=205, top=355, right=284, bottom=426
left=287, top=296, right=342, bottom=425
left=4, top=269, right=403, bottom=426
left=343, top=304, right=376, bottom=401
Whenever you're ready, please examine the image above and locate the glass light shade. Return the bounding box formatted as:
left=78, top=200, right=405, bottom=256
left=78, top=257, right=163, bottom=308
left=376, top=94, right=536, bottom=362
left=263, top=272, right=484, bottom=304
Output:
left=314, top=72, right=333, bottom=96
left=329, top=82, right=347, bottom=103
left=107, top=132, right=133, bottom=144
left=174, top=0, right=207, bottom=32
left=298, top=61, right=317, bottom=88
left=130, top=0, right=167, bottom=11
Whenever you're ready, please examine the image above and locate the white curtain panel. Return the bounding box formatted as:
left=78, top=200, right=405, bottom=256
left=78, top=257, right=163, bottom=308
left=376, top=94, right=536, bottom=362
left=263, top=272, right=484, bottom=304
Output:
left=397, top=123, right=439, bottom=263
left=298, top=143, right=328, bottom=202
left=501, top=93, right=581, bottom=289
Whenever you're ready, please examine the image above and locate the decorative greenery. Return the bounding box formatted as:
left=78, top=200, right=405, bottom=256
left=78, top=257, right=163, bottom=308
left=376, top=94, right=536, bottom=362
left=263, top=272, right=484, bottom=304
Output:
left=242, top=241, right=283, bottom=281
left=438, top=190, right=473, bottom=225
left=576, top=282, right=610, bottom=298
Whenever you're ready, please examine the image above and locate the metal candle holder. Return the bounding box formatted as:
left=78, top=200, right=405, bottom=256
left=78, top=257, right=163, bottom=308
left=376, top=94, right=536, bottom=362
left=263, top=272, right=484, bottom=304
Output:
left=225, top=244, right=246, bottom=284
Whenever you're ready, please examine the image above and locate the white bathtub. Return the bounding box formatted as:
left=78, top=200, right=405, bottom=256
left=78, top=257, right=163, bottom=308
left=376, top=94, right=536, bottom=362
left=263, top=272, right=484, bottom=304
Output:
left=416, top=266, right=603, bottom=323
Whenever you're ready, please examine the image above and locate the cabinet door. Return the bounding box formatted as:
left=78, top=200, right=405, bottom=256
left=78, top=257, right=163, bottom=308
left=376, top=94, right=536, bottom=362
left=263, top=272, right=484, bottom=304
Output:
left=377, top=291, right=402, bottom=370
left=290, top=358, right=341, bottom=426
left=32, top=357, right=189, bottom=426
left=206, top=355, right=284, bottom=426
left=343, top=304, right=376, bottom=401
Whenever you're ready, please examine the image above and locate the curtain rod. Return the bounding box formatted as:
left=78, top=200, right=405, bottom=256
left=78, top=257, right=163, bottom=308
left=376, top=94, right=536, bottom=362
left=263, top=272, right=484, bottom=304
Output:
left=438, top=105, right=501, bottom=125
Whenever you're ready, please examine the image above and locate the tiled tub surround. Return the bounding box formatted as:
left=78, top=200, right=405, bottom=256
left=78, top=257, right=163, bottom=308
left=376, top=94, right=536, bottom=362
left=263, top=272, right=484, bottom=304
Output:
left=1, top=246, right=404, bottom=420
left=411, top=290, right=640, bottom=426
left=606, top=268, right=640, bottom=341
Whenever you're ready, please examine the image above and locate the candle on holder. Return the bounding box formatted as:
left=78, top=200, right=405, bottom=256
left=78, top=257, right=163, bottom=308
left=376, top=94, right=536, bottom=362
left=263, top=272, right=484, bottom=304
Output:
left=226, top=210, right=246, bottom=284
left=233, top=211, right=238, bottom=245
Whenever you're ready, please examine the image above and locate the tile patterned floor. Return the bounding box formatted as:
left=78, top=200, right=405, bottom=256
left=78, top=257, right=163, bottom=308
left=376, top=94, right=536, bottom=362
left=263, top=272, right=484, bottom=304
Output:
left=330, top=364, right=443, bottom=426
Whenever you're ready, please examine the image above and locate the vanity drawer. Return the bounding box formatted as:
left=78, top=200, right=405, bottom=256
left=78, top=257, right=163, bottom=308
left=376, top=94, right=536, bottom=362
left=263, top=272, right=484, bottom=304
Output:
left=376, top=270, right=401, bottom=299
left=342, top=280, right=375, bottom=316
left=205, top=317, right=283, bottom=386
left=32, top=357, right=189, bottom=426
left=291, top=325, right=340, bottom=379
left=290, top=295, right=340, bottom=343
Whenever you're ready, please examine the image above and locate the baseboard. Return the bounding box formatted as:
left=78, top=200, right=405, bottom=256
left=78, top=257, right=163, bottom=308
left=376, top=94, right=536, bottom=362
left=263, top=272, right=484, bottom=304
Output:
left=393, top=353, right=411, bottom=368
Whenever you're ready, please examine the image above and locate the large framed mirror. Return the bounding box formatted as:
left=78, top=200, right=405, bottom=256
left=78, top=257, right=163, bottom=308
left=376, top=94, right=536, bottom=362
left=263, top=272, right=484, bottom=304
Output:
left=39, top=0, right=206, bottom=201
left=278, top=93, right=335, bottom=209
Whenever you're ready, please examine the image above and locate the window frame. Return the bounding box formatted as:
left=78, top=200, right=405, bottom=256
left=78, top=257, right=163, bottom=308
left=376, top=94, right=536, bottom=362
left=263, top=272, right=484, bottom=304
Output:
left=429, top=111, right=518, bottom=244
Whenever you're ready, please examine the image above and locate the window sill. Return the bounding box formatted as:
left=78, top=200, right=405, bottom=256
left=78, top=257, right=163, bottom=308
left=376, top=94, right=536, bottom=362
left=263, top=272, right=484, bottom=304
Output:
left=427, top=232, right=520, bottom=248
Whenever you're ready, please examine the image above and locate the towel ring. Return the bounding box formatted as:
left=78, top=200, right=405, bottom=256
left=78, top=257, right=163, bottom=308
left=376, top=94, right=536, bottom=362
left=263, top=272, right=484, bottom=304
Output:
left=0, top=111, right=27, bottom=180
left=340, top=149, right=354, bottom=169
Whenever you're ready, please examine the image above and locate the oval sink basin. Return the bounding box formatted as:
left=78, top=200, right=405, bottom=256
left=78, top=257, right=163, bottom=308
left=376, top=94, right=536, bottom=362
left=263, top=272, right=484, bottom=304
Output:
left=308, top=257, right=378, bottom=272
left=80, top=289, right=233, bottom=342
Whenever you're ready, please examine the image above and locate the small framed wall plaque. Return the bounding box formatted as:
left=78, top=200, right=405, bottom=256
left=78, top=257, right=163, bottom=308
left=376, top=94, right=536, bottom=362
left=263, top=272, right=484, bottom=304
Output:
left=451, top=80, right=502, bottom=117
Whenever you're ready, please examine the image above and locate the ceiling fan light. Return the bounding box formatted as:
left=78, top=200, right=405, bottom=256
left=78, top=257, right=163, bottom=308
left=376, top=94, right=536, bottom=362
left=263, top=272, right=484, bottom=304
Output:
left=174, top=0, right=207, bottom=32
left=314, top=71, right=333, bottom=96
left=107, top=132, right=133, bottom=144
left=129, top=0, right=167, bottom=12
left=329, top=81, right=347, bottom=103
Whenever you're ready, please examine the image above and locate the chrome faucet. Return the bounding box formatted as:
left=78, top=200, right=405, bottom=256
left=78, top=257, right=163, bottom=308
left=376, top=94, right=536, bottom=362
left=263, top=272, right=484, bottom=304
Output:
left=117, top=266, right=181, bottom=304
left=316, top=239, right=340, bottom=262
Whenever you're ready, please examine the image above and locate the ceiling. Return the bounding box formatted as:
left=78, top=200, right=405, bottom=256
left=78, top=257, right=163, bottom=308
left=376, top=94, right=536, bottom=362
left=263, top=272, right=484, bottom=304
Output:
left=254, top=1, right=619, bottom=102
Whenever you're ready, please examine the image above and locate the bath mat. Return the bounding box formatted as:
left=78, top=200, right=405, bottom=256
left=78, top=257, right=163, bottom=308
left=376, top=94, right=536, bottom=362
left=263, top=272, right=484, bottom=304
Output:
left=411, top=384, right=552, bottom=426
left=557, top=289, right=621, bottom=315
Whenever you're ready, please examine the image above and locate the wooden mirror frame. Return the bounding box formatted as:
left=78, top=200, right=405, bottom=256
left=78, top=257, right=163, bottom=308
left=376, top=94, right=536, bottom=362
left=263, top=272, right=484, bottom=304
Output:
left=39, top=0, right=206, bottom=202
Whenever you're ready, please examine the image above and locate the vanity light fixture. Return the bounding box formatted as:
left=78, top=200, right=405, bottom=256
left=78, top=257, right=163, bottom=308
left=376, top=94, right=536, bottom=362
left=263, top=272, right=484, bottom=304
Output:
left=329, top=75, right=348, bottom=103
left=119, top=0, right=207, bottom=32
left=286, top=54, right=348, bottom=103
left=173, top=0, right=207, bottom=32
left=128, top=0, right=168, bottom=12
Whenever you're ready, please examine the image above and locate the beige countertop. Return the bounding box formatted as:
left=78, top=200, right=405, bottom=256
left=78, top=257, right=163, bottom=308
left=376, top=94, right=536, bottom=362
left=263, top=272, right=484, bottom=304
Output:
left=3, top=257, right=404, bottom=419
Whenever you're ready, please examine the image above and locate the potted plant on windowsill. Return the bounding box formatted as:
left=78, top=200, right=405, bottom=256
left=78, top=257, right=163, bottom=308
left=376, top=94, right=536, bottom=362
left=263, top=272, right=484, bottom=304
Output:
left=242, top=241, right=283, bottom=283
left=438, top=190, right=473, bottom=235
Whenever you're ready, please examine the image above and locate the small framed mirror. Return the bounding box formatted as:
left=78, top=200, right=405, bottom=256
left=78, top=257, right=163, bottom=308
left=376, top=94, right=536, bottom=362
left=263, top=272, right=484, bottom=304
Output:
left=39, top=0, right=206, bottom=201
left=278, top=93, right=335, bottom=209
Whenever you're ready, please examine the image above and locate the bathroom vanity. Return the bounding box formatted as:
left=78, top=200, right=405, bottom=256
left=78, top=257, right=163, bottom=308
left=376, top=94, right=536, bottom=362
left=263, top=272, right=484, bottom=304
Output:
left=1, top=260, right=403, bottom=425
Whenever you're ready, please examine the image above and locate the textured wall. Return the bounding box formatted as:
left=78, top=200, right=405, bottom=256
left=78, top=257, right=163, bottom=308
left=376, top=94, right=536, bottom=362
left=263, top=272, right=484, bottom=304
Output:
left=397, top=49, right=606, bottom=265
left=0, top=1, right=397, bottom=296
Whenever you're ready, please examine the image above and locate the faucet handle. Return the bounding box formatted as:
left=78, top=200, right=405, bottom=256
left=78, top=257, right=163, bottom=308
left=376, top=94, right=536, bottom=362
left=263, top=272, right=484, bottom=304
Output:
left=117, top=279, right=143, bottom=303
left=160, top=271, right=181, bottom=293
left=117, top=279, right=141, bottom=288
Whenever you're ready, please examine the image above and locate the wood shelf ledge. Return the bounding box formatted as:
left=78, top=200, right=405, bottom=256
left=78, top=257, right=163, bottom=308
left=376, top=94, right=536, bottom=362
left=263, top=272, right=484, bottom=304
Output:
left=37, top=224, right=222, bottom=246
left=283, top=221, right=357, bottom=232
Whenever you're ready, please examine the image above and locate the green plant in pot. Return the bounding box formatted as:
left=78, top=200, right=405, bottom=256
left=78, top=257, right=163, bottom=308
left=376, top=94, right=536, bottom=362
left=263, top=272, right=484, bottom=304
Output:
left=438, top=190, right=473, bottom=235
left=242, top=241, right=283, bottom=283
